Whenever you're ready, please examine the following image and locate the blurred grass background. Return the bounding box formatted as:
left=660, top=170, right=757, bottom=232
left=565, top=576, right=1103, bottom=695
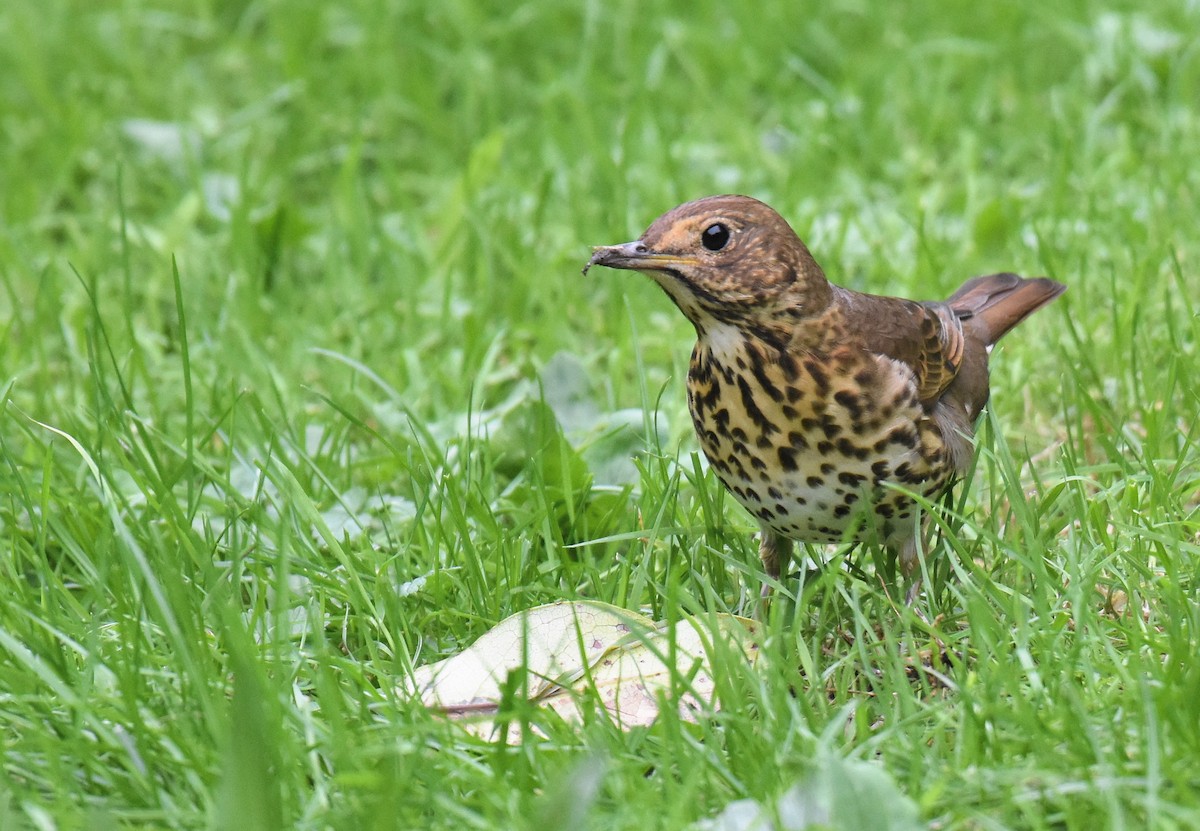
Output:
left=1, top=0, right=1198, bottom=828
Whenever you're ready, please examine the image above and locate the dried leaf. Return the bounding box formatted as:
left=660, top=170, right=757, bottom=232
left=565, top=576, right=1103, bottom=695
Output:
left=405, top=601, right=653, bottom=709
left=580, top=614, right=760, bottom=728
left=403, top=601, right=760, bottom=738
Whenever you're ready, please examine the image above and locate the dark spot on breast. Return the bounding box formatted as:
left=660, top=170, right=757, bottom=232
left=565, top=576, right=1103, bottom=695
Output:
left=750, top=358, right=784, bottom=402
left=694, top=381, right=722, bottom=414
left=871, top=460, right=890, bottom=480
left=778, top=447, right=799, bottom=472
left=834, top=390, right=864, bottom=422
left=786, top=386, right=804, bottom=403
left=737, top=375, right=777, bottom=434
left=833, top=505, right=851, bottom=518
left=803, top=360, right=830, bottom=395
left=787, top=431, right=809, bottom=450
left=894, top=463, right=929, bottom=484
left=836, top=438, right=870, bottom=460
left=806, top=475, right=824, bottom=488
left=838, top=471, right=867, bottom=487
left=875, top=425, right=918, bottom=452
left=857, top=416, right=881, bottom=434
left=821, top=463, right=835, bottom=475
left=779, top=354, right=800, bottom=381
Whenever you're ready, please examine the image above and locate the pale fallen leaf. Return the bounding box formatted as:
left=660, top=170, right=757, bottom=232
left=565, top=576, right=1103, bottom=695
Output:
left=581, top=614, right=759, bottom=728
left=402, top=601, right=760, bottom=739
left=405, top=601, right=655, bottom=708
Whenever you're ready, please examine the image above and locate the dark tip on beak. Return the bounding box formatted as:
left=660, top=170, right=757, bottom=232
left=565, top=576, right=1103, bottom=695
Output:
left=582, top=241, right=650, bottom=276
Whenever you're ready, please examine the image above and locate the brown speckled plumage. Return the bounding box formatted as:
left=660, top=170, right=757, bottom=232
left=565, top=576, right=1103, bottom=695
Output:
left=584, top=195, right=1065, bottom=595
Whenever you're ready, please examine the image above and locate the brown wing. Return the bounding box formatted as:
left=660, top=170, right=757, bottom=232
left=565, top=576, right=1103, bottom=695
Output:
left=910, top=304, right=965, bottom=404
left=835, top=288, right=966, bottom=408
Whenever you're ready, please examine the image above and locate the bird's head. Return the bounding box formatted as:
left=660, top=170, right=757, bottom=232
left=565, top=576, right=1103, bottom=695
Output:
left=583, top=195, right=832, bottom=336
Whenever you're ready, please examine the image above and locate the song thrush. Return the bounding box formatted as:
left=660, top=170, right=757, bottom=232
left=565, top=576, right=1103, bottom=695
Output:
left=584, top=195, right=1065, bottom=596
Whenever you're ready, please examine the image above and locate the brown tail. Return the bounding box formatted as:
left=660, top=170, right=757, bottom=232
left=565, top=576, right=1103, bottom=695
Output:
left=947, top=273, right=1066, bottom=345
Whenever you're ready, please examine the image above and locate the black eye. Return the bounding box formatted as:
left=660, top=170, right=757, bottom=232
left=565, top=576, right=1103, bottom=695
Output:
left=701, top=223, right=730, bottom=251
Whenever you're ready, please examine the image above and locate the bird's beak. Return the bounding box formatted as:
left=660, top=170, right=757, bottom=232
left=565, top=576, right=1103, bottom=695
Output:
left=582, top=241, right=693, bottom=276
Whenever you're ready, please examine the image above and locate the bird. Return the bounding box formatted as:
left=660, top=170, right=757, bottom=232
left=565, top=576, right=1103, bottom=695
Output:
left=583, top=194, right=1065, bottom=599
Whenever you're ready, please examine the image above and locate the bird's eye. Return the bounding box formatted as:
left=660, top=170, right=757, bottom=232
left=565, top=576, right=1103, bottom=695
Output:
left=701, top=223, right=731, bottom=251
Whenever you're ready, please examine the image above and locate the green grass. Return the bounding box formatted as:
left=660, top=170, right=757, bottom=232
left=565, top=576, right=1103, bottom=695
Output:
left=1, top=0, right=1198, bottom=827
